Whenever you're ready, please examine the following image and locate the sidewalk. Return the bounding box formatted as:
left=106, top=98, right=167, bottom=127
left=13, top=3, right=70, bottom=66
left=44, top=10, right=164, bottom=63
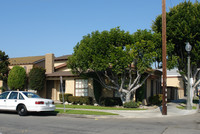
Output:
left=57, top=102, right=199, bottom=119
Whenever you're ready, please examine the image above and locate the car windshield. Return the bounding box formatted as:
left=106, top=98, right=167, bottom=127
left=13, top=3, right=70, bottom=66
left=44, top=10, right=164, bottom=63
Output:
left=22, top=92, right=41, bottom=98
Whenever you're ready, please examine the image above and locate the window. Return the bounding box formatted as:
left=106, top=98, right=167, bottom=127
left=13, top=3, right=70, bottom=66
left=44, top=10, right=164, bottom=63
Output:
left=151, top=80, right=154, bottom=96
left=23, top=92, right=41, bottom=98
left=19, top=93, right=24, bottom=100
left=8, top=92, right=18, bottom=99
left=156, top=80, right=159, bottom=94
left=0, top=92, right=10, bottom=99
left=75, top=79, right=88, bottom=96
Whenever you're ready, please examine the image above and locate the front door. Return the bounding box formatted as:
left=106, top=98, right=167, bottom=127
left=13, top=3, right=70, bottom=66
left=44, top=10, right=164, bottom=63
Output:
left=6, top=92, right=19, bottom=110
left=0, top=92, right=10, bottom=110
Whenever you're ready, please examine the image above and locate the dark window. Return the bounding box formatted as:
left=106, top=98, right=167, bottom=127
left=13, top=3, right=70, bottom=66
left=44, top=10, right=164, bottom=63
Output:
left=23, top=92, right=40, bottom=98
left=8, top=92, right=18, bottom=99
left=19, top=93, right=24, bottom=100
left=156, top=80, right=160, bottom=94
left=0, top=92, right=10, bottom=99
left=151, top=80, right=154, bottom=96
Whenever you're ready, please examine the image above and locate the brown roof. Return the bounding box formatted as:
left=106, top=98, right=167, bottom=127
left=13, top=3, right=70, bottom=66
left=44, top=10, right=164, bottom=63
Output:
left=9, top=56, right=45, bottom=65
left=55, top=55, right=71, bottom=61
left=46, top=71, right=78, bottom=77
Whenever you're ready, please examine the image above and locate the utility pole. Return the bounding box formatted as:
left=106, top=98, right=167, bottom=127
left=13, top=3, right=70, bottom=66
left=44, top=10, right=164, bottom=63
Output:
left=162, top=0, right=167, bottom=115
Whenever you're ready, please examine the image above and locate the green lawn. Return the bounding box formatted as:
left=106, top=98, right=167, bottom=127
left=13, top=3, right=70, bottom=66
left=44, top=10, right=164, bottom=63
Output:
left=56, top=104, right=146, bottom=110
left=55, top=109, right=118, bottom=115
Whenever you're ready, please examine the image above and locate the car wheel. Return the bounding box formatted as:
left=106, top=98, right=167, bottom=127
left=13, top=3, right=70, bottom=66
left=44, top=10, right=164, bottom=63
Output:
left=17, top=105, right=28, bottom=116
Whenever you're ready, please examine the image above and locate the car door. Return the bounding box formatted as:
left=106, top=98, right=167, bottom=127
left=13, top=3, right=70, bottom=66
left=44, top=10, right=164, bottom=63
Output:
left=0, top=92, right=10, bottom=110
left=6, top=92, right=19, bottom=110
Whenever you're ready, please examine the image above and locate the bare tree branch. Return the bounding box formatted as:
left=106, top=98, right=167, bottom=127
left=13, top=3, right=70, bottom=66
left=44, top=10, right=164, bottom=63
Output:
left=95, top=72, right=119, bottom=91
left=128, top=68, right=132, bottom=89
left=129, top=73, right=151, bottom=93
left=193, top=79, right=200, bottom=89
left=180, top=73, right=187, bottom=82
left=104, top=71, right=119, bottom=87
left=130, top=71, right=141, bottom=90
left=119, top=74, right=125, bottom=92
left=193, top=68, right=200, bottom=85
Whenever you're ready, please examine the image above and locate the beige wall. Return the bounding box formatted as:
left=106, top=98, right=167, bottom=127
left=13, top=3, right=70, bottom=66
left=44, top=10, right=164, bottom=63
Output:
left=65, top=78, right=75, bottom=96
left=88, top=78, right=94, bottom=97
left=167, top=76, right=184, bottom=99
left=167, top=77, right=184, bottom=88
left=0, top=80, right=3, bottom=94
left=178, top=88, right=184, bottom=99
left=9, top=65, right=33, bottom=74
left=54, top=61, right=65, bottom=67
left=146, top=79, right=151, bottom=101
left=56, top=67, right=71, bottom=72
left=0, top=80, right=3, bottom=87
left=54, top=60, right=71, bottom=72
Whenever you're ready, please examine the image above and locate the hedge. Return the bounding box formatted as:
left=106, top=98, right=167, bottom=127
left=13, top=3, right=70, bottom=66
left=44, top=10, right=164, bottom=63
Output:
left=99, top=97, right=122, bottom=106
left=123, top=101, right=142, bottom=108
left=68, top=96, right=93, bottom=105
left=59, top=93, right=73, bottom=102
left=149, top=94, right=163, bottom=106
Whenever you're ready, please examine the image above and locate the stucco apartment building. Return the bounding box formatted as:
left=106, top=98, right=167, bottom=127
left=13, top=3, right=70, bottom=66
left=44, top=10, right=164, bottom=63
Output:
left=0, top=53, right=163, bottom=104
left=165, top=69, right=185, bottom=100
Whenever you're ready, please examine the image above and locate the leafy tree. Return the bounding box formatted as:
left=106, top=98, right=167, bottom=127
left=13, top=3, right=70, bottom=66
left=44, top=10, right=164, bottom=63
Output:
left=0, top=50, right=9, bottom=82
left=29, top=67, right=46, bottom=91
left=67, top=27, right=158, bottom=102
left=152, top=1, right=200, bottom=104
left=8, top=66, right=27, bottom=90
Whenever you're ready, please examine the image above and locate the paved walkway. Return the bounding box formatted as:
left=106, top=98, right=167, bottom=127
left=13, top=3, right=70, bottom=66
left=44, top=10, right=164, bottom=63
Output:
left=57, top=102, right=199, bottom=119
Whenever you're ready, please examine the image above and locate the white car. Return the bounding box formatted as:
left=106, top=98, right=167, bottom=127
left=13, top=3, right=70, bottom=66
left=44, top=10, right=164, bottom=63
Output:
left=0, top=91, right=55, bottom=116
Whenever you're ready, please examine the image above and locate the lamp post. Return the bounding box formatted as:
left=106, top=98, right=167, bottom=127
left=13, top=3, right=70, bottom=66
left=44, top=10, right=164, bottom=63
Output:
left=185, top=42, right=192, bottom=110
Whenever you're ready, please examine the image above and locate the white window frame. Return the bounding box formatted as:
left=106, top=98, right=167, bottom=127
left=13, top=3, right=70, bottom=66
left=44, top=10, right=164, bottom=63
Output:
left=75, top=79, right=88, bottom=96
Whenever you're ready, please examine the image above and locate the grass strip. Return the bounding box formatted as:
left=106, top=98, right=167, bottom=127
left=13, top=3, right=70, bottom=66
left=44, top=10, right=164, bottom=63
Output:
left=55, top=109, right=118, bottom=115
left=56, top=104, right=146, bottom=110
left=176, top=106, right=197, bottom=110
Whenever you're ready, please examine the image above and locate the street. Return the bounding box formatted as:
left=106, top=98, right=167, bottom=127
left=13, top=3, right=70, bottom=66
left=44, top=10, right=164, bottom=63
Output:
left=0, top=110, right=200, bottom=134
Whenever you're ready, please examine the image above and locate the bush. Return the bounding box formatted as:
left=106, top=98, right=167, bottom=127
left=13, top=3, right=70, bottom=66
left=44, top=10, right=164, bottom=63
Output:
left=123, top=101, right=141, bottom=108
left=193, top=96, right=199, bottom=104
left=7, top=66, right=27, bottom=90
left=99, top=97, right=122, bottom=106
left=149, top=94, right=163, bottom=106
left=29, top=67, right=46, bottom=91
left=68, top=96, right=93, bottom=105
left=59, top=93, right=73, bottom=102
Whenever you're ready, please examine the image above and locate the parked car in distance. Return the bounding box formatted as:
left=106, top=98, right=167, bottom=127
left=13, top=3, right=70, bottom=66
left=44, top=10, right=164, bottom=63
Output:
left=0, top=91, right=55, bottom=116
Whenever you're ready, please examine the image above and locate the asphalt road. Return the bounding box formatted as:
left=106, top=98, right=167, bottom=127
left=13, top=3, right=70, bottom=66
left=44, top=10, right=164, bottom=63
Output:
left=0, top=110, right=200, bottom=134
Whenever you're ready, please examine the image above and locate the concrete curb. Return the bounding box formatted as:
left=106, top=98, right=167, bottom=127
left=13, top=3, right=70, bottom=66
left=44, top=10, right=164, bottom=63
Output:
left=56, top=104, right=199, bottom=119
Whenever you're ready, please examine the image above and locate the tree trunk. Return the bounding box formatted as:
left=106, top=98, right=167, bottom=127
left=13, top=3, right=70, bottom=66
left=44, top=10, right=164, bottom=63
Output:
left=125, top=92, right=131, bottom=102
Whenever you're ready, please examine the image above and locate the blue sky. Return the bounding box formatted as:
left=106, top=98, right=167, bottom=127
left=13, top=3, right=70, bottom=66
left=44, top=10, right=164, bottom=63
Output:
left=0, top=0, right=197, bottom=58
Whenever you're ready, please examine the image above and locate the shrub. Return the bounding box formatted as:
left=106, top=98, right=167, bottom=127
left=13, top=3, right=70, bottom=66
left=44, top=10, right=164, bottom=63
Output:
left=193, top=96, right=199, bottom=104
left=123, top=101, right=141, bottom=108
left=7, top=66, right=27, bottom=90
left=29, top=67, right=46, bottom=91
left=68, top=96, right=93, bottom=105
left=59, top=93, right=73, bottom=102
left=99, top=97, right=122, bottom=106
left=149, top=94, right=163, bottom=106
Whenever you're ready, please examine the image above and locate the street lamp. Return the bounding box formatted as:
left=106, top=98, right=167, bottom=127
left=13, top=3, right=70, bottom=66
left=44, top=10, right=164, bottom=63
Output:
left=185, top=42, right=192, bottom=110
